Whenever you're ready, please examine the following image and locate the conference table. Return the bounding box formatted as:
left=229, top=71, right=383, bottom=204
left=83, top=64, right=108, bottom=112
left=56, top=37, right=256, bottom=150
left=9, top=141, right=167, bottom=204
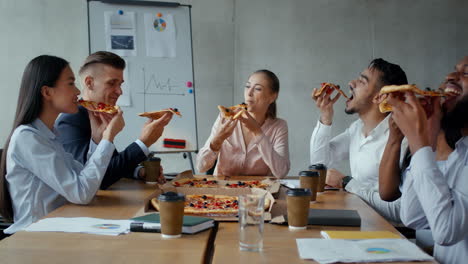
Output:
left=0, top=177, right=436, bottom=264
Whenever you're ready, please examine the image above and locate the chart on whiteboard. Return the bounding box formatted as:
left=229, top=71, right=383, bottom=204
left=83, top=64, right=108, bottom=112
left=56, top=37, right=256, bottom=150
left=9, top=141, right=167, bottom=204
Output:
left=139, top=67, right=187, bottom=96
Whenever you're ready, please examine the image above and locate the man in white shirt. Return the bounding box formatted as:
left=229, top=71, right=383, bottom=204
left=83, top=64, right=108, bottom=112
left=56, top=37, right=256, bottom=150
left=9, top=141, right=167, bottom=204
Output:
left=310, top=58, right=407, bottom=223
left=391, top=56, right=468, bottom=264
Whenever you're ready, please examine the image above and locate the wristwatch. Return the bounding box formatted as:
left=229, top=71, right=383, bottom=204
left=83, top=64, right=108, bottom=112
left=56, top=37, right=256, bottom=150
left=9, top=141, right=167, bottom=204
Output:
left=342, top=176, right=353, bottom=189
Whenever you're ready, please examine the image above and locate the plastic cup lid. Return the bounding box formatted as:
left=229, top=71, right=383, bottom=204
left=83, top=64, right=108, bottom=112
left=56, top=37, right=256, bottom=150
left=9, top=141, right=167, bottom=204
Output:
left=286, top=188, right=312, bottom=196
left=158, top=192, right=185, bottom=202
left=308, top=163, right=326, bottom=170
left=299, top=170, right=319, bottom=177
left=148, top=157, right=161, bottom=162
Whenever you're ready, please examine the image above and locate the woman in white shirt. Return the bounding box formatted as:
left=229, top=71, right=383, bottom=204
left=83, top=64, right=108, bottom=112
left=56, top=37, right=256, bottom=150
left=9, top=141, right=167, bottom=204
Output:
left=0, top=55, right=124, bottom=234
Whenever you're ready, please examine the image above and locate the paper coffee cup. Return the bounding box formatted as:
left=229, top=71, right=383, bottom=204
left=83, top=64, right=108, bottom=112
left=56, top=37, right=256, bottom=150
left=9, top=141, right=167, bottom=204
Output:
left=286, top=188, right=311, bottom=229
left=143, top=157, right=161, bottom=184
left=299, top=170, right=319, bottom=201
left=309, top=164, right=327, bottom=192
left=158, top=192, right=185, bottom=238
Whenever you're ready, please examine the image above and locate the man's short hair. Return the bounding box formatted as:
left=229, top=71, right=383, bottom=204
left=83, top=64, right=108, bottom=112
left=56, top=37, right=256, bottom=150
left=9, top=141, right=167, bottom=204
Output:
left=79, top=51, right=125, bottom=75
left=368, top=58, right=408, bottom=87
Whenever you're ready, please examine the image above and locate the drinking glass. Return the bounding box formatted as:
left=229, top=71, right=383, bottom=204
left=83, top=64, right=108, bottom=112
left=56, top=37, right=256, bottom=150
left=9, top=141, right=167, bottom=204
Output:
left=238, top=194, right=265, bottom=252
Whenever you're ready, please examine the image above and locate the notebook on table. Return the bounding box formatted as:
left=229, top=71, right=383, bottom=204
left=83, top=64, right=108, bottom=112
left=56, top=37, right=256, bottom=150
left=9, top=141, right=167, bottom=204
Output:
left=308, top=209, right=361, bottom=226
left=130, top=213, right=214, bottom=234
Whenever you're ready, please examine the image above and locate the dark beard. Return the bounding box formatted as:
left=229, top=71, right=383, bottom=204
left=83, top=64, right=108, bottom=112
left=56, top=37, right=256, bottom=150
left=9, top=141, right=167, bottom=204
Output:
left=344, top=108, right=355, bottom=115
left=441, top=95, right=468, bottom=148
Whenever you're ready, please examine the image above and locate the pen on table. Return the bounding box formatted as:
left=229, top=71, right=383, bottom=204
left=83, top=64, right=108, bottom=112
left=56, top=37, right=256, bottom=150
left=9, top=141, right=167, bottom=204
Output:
left=130, top=222, right=161, bottom=233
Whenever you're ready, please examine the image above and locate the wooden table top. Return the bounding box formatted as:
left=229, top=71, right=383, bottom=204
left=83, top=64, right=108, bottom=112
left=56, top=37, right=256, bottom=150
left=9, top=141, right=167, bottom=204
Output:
left=0, top=179, right=214, bottom=264
left=212, top=191, right=436, bottom=264
left=0, top=176, right=436, bottom=264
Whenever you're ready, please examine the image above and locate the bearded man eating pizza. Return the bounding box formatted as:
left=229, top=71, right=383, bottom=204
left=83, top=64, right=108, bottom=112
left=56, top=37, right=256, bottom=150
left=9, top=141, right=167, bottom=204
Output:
left=310, top=58, right=408, bottom=224
left=56, top=51, right=173, bottom=189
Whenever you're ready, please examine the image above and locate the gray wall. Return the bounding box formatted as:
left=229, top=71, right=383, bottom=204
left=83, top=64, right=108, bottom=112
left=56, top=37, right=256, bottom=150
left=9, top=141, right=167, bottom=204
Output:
left=233, top=0, right=468, bottom=175
left=0, top=0, right=235, bottom=174
left=1, top=0, right=467, bottom=175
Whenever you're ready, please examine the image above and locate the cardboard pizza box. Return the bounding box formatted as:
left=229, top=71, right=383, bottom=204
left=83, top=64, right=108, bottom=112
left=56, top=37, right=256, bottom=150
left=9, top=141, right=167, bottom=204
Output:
left=144, top=184, right=275, bottom=222
left=161, top=170, right=281, bottom=194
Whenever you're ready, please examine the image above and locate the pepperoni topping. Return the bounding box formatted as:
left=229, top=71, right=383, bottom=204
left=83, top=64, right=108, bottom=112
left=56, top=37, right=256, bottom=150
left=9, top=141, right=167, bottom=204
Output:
left=97, top=102, right=106, bottom=109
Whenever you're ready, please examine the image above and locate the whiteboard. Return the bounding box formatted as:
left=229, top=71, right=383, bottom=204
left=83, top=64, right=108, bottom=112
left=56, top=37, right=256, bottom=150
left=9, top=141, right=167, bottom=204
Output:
left=88, top=0, right=198, bottom=152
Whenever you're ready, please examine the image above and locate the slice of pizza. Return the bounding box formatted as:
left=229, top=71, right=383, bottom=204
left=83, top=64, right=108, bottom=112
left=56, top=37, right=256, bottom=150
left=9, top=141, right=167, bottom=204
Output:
left=378, top=84, right=446, bottom=113
left=78, top=99, right=118, bottom=114
left=218, top=103, right=247, bottom=120
left=138, top=108, right=182, bottom=119
left=314, top=82, right=350, bottom=99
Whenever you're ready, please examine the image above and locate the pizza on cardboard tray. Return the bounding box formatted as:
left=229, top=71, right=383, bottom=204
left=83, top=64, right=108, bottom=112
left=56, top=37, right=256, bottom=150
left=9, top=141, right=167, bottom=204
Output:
left=151, top=194, right=270, bottom=216
left=172, top=178, right=269, bottom=189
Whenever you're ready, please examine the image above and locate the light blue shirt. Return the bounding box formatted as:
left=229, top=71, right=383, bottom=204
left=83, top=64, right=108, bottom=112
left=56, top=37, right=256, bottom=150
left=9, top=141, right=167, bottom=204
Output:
left=5, top=119, right=115, bottom=234
left=400, top=136, right=468, bottom=264
left=89, top=138, right=149, bottom=178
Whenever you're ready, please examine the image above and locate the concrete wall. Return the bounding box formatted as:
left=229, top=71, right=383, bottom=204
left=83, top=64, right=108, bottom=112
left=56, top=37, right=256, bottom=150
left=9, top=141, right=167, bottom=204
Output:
left=233, top=0, right=468, bottom=175
left=1, top=0, right=467, bottom=175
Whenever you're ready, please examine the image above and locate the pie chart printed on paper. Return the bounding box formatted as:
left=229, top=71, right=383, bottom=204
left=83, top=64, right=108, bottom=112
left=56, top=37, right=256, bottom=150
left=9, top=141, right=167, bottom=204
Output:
left=366, top=247, right=391, bottom=254
left=92, top=224, right=121, bottom=230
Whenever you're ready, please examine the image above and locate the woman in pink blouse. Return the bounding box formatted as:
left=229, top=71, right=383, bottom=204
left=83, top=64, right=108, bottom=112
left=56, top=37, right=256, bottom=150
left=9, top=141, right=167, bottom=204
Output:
left=197, top=69, right=290, bottom=178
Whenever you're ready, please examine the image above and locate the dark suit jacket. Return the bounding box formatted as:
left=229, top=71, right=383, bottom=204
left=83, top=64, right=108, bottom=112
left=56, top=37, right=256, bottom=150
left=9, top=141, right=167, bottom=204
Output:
left=56, top=106, right=147, bottom=189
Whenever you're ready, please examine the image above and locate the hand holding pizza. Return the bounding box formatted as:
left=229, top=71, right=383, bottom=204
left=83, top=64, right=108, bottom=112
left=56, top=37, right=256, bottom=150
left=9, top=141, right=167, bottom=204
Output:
left=237, top=110, right=263, bottom=136
left=102, top=108, right=125, bottom=143
left=387, top=115, right=404, bottom=144
left=387, top=92, right=432, bottom=154
left=312, top=85, right=341, bottom=126
left=89, top=111, right=115, bottom=144
left=210, top=118, right=238, bottom=152
left=139, top=112, right=173, bottom=147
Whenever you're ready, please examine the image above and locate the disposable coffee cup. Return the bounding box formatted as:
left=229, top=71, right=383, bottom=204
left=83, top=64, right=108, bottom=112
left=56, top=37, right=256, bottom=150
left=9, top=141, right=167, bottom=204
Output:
left=299, top=171, right=319, bottom=201
left=309, top=164, right=327, bottom=192
left=142, top=156, right=161, bottom=184
left=286, top=188, right=311, bottom=230
left=158, top=192, right=185, bottom=238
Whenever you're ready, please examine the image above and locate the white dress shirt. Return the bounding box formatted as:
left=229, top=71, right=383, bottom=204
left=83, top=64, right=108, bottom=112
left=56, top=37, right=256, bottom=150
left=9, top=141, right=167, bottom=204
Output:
left=5, top=119, right=115, bottom=234
left=400, top=136, right=468, bottom=264
left=310, top=116, right=405, bottom=223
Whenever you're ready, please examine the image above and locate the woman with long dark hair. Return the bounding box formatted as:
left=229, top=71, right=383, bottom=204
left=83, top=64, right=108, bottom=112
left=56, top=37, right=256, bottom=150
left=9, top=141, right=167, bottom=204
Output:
left=196, top=69, right=290, bottom=178
left=0, top=55, right=124, bottom=233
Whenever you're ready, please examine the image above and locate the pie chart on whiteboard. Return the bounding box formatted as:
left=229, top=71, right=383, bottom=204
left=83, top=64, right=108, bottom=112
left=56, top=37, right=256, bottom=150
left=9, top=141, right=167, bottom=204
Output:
left=153, top=18, right=166, bottom=32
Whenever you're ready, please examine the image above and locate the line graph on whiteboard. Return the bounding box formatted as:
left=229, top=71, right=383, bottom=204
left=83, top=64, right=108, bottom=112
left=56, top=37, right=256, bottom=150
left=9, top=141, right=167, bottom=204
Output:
left=138, top=67, right=186, bottom=96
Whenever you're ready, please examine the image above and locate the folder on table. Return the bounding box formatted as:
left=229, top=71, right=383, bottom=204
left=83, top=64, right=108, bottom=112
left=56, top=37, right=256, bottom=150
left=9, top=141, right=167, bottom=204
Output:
left=321, top=230, right=401, bottom=239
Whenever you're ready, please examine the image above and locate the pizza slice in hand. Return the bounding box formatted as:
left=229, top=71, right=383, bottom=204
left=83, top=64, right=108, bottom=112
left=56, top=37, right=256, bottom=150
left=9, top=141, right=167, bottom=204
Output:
left=378, top=84, right=446, bottom=113
left=314, top=82, right=349, bottom=99
left=218, top=103, right=247, bottom=120
left=138, top=108, right=182, bottom=119
left=78, top=99, right=118, bottom=114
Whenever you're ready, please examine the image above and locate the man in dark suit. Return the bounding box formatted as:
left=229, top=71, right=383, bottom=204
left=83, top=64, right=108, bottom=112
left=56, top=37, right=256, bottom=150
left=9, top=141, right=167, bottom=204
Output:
left=56, top=51, right=172, bottom=189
